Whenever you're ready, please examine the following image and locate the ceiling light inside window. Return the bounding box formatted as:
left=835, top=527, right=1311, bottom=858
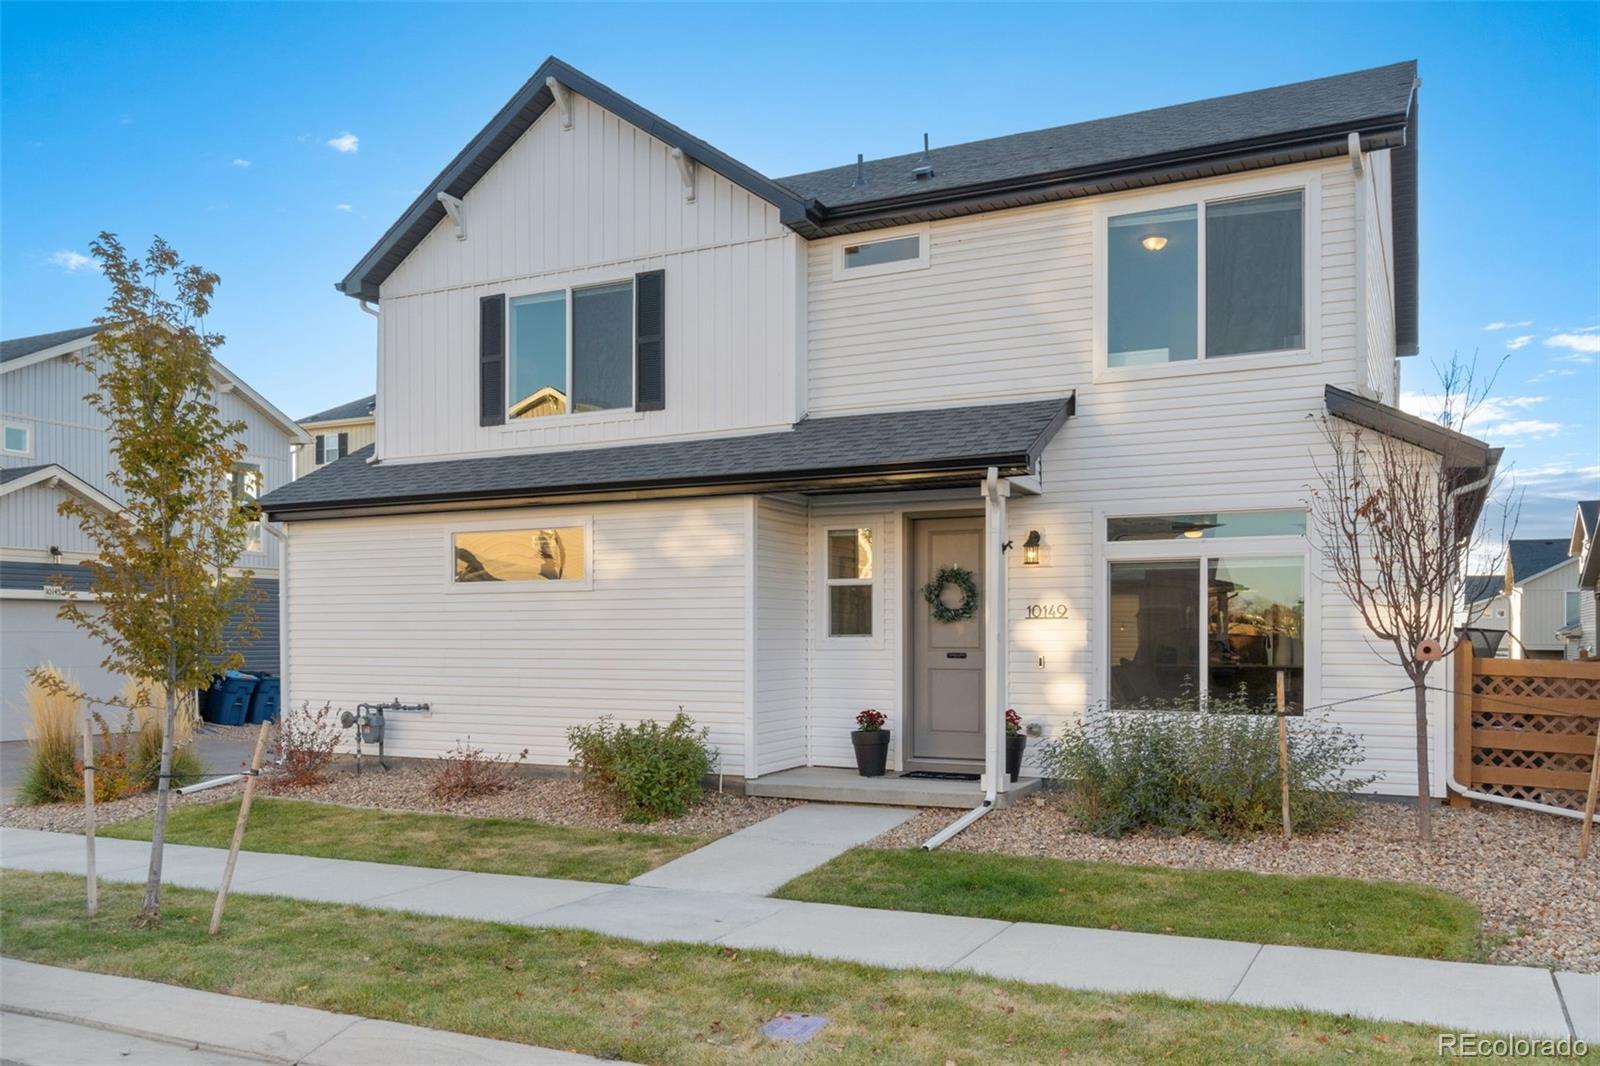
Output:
left=1141, top=235, right=1169, bottom=252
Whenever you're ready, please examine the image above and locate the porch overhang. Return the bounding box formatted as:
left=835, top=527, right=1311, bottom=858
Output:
left=261, top=395, right=1073, bottom=521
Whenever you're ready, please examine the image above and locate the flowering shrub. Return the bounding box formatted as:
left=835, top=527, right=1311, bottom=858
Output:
left=264, top=702, right=341, bottom=792
left=1005, top=708, right=1023, bottom=736
left=567, top=711, right=718, bottom=823
left=429, top=739, right=528, bottom=801
left=855, top=709, right=887, bottom=732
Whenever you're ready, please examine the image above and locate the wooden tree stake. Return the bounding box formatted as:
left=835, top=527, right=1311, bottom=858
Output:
left=1580, top=724, right=1600, bottom=863
left=1276, top=670, right=1292, bottom=848
left=209, top=720, right=271, bottom=935
left=82, top=715, right=97, bottom=917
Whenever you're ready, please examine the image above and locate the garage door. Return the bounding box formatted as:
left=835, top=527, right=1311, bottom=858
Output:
left=0, top=599, right=126, bottom=741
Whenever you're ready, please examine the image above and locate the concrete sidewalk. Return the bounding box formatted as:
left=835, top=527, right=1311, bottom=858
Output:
left=2, top=827, right=1594, bottom=1041
left=0, top=957, right=623, bottom=1065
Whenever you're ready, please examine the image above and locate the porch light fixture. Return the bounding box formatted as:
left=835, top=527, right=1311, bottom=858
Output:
left=1022, top=530, right=1042, bottom=565
left=1141, top=235, right=1168, bottom=252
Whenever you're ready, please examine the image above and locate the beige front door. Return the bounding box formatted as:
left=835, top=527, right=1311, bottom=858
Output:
left=908, top=515, right=985, bottom=770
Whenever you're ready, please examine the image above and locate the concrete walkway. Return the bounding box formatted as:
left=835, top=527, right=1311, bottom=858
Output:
left=630, top=803, right=915, bottom=894
left=0, top=957, right=623, bottom=1065
left=2, top=827, right=1594, bottom=1042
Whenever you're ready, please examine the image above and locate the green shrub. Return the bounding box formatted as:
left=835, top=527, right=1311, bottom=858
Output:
left=567, top=711, right=718, bottom=823
left=1035, top=692, right=1377, bottom=840
left=130, top=725, right=204, bottom=792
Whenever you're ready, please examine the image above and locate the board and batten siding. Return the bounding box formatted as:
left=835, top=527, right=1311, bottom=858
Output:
left=796, top=157, right=1441, bottom=794
left=751, top=496, right=809, bottom=776
left=283, top=498, right=753, bottom=772
left=375, top=92, right=805, bottom=463
left=294, top=420, right=376, bottom=479
left=1, top=351, right=292, bottom=572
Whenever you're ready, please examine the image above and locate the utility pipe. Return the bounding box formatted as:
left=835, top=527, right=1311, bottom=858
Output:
left=921, top=798, right=993, bottom=850
left=1441, top=468, right=1582, bottom=820
left=175, top=773, right=246, bottom=796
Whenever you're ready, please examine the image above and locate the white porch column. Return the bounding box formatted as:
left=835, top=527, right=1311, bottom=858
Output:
left=982, top=469, right=1010, bottom=795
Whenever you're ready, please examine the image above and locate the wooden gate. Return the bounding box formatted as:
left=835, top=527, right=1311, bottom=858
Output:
left=1450, top=646, right=1600, bottom=810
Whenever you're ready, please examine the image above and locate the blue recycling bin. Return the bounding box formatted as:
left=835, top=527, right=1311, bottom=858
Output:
left=204, top=673, right=258, bottom=726
left=246, top=676, right=280, bottom=724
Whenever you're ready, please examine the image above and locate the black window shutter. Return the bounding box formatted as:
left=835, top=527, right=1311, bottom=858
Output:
left=480, top=294, right=506, bottom=427
left=337, top=432, right=349, bottom=457
left=635, top=270, right=665, bottom=412
left=314, top=435, right=325, bottom=464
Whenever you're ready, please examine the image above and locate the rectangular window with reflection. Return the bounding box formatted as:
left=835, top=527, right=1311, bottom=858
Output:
left=1567, top=590, right=1582, bottom=629
left=1108, top=205, right=1197, bottom=367
left=230, top=464, right=263, bottom=553
left=3, top=423, right=30, bottom=454
left=320, top=433, right=342, bottom=465
left=1208, top=556, right=1305, bottom=710
left=826, top=528, right=874, bottom=637
left=453, top=527, right=587, bottom=584
left=508, top=280, right=634, bottom=421
left=1207, top=191, right=1304, bottom=357
left=1109, top=560, right=1201, bottom=708
left=1107, top=510, right=1307, bottom=542
left=843, top=235, right=920, bottom=271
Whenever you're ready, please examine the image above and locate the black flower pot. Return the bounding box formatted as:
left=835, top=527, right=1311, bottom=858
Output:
left=851, top=730, right=890, bottom=777
left=1005, top=733, right=1026, bottom=782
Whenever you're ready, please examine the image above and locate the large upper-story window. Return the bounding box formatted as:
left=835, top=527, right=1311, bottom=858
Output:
left=1107, top=188, right=1305, bottom=368
left=508, top=280, right=633, bottom=420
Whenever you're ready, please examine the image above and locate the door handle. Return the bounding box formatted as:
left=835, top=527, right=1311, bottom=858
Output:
left=945, top=651, right=968, bottom=659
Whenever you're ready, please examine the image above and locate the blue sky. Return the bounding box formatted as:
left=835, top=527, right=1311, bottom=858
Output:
left=3, top=2, right=1596, bottom=536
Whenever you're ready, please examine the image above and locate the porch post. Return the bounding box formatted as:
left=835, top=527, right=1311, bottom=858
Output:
left=982, top=469, right=1011, bottom=795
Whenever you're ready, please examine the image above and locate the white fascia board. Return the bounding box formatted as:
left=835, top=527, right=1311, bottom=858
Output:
left=0, top=332, right=101, bottom=375
left=210, top=357, right=313, bottom=444
left=0, top=464, right=122, bottom=515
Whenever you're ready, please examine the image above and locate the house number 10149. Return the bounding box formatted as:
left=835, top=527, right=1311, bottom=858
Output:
left=1025, top=603, right=1069, bottom=620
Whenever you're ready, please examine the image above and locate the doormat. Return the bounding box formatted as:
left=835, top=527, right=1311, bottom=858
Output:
left=899, top=771, right=981, bottom=781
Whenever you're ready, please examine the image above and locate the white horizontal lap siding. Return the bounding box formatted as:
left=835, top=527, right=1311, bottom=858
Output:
left=376, top=94, right=801, bottom=462
left=284, top=498, right=752, bottom=773
left=752, top=496, right=808, bottom=777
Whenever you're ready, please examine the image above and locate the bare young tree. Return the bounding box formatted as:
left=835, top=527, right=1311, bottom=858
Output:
left=1309, top=356, right=1516, bottom=843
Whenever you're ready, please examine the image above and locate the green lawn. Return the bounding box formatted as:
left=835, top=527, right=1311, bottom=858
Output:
left=0, top=870, right=1520, bottom=1064
left=776, top=848, right=1485, bottom=962
left=102, top=797, right=704, bottom=884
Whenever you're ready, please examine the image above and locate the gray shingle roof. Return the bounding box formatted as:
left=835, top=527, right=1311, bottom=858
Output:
left=300, top=394, right=376, bottom=424
left=1509, top=539, right=1573, bottom=584
left=0, top=464, right=49, bottom=485
left=1464, top=574, right=1502, bottom=604
left=262, top=396, right=1072, bottom=519
left=777, top=62, right=1417, bottom=209
left=1, top=326, right=98, bottom=363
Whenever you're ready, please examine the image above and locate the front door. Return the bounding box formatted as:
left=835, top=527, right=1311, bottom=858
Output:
left=908, top=515, right=985, bottom=770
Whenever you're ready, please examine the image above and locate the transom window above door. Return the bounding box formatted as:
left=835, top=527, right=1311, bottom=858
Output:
left=1107, top=188, right=1306, bottom=368
left=508, top=280, right=634, bottom=420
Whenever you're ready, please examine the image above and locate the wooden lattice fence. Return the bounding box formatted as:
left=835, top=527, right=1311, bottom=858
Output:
left=1451, top=647, right=1600, bottom=810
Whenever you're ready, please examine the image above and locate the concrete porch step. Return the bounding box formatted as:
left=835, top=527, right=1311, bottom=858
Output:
left=744, top=766, right=1042, bottom=808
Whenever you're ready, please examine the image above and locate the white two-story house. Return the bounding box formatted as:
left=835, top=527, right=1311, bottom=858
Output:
left=262, top=58, right=1497, bottom=800
left=1, top=326, right=307, bottom=739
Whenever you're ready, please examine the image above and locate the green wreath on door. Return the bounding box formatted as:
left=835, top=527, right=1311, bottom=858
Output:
left=922, top=565, right=979, bottom=623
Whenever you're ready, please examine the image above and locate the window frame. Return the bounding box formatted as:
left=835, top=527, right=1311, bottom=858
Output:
left=2, top=421, right=32, bottom=457
left=443, top=514, right=595, bottom=593
left=231, top=462, right=263, bottom=553
left=1093, top=169, right=1322, bottom=383
left=1565, top=589, right=1582, bottom=630
left=816, top=519, right=883, bottom=644
left=1094, top=504, right=1319, bottom=712
left=505, top=277, right=637, bottom=425
left=319, top=432, right=342, bottom=465
left=832, top=223, right=931, bottom=281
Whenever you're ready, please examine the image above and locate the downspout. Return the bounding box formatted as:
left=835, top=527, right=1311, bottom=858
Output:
left=359, top=299, right=382, bottom=465
left=922, top=468, right=1003, bottom=849
left=1442, top=469, right=1583, bottom=820
left=263, top=520, right=289, bottom=724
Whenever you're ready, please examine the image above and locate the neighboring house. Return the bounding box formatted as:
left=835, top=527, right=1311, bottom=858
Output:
left=0, top=326, right=308, bottom=740
left=1463, top=573, right=1510, bottom=657
left=1502, top=538, right=1582, bottom=660
left=294, top=394, right=376, bottom=479
left=1564, top=500, right=1599, bottom=659
left=262, top=57, right=1490, bottom=799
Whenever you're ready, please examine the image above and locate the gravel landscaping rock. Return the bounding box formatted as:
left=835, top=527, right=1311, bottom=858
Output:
left=2, top=782, right=243, bottom=833
left=877, top=798, right=1600, bottom=973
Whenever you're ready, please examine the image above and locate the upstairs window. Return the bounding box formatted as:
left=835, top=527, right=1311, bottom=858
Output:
left=2, top=422, right=31, bottom=456
left=1107, top=189, right=1305, bottom=368
left=508, top=280, right=633, bottom=420
left=834, top=226, right=930, bottom=280
left=319, top=433, right=342, bottom=465
left=231, top=463, right=263, bottom=552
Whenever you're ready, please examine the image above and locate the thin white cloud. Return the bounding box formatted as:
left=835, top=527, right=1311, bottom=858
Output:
left=231, top=158, right=252, bottom=169
left=326, top=131, right=359, bottom=154
left=336, top=203, right=353, bottom=212
left=1527, top=368, right=1577, bottom=383
left=47, top=250, right=97, bottom=273
left=1505, top=334, right=1534, bottom=350
left=1545, top=333, right=1600, bottom=358
left=1484, top=320, right=1533, bottom=331
left=1399, top=391, right=1562, bottom=441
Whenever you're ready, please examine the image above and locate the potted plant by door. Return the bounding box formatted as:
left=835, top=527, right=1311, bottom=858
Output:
left=1005, top=708, right=1026, bottom=782
left=851, top=709, right=889, bottom=777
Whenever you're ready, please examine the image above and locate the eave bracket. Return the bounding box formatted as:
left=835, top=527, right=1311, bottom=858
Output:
left=670, top=147, right=697, bottom=204
left=546, top=76, right=573, bottom=130
left=437, top=192, right=466, bottom=241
